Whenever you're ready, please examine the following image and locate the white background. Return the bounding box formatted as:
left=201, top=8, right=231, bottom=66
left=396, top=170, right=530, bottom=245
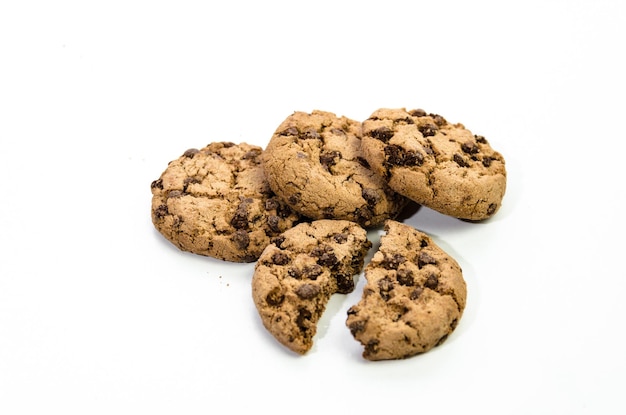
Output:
left=1, top=1, right=625, bottom=414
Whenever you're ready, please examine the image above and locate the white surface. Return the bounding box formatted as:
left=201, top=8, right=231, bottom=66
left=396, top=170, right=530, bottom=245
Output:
left=1, top=1, right=625, bottom=414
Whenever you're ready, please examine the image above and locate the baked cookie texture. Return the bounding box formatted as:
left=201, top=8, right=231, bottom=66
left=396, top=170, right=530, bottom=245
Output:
left=346, top=220, right=466, bottom=361
left=361, top=108, right=506, bottom=221
left=263, top=110, right=408, bottom=228
left=252, top=220, right=372, bottom=355
left=151, top=142, right=301, bottom=262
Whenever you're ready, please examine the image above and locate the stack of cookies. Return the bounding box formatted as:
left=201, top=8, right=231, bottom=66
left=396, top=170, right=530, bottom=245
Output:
left=150, top=108, right=507, bottom=360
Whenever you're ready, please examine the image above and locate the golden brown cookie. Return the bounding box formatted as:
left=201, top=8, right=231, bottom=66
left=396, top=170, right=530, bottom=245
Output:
left=252, top=220, right=372, bottom=354
left=361, top=108, right=506, bottom=220
left=150, top=142, right=301, bottom=262
left=346, top=220, right=467, bottom=360
left=262, top=110, right=408, bottom=227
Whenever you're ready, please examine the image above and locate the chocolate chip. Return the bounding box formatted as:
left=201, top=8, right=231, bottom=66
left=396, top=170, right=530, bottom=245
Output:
left=270, top=235, right=285, bottom=248
left=462, top=141, right=480, bottom=154
left=430, top=114, right=448, bottom=126
left=378, top=277, right=394, bottom=301
left=356, top=156, right=370, bottom=169
left=151, top=179, right=163, bottom=190
left=267, top=215, right=280, bottom=233
left=409, top=286, right=424, bottom=300
left=420, top=239, right=429, bottom=248
left=296, top=308, right=312, bottom=332
left=395, top=117, right=414, bottom=125
left=397, top=268, right=415, bottom=286
left=384, top=145, right=405, bottom=166
left=317, top=252, right=338, bottom=267
left=296, top=283, right=320, bottom=300
left=231, top=197, right=254, bottom=227
left=154, top=204, right=168, bottom=219
left=348, top=319, right=366, bottom=336
left=381, top=253, right=406, bottom=270
left=222, top=142, right=235, bottom=148
left=265, top=198, right=280, bottom=211
left=288, top=193, right=301, bottom=205
left=335, top=272, right=355, bottom=294
left=475, top=135, right=487, bottom=144
left=288, top=267, right=302, bottom=279
left=385, top=145, right=423, bottom=167
left=167, top=190, right=183, bottom=198
left=279, top=126, right=299, bottom=136
left=271, top=252, right=290, bottom=265
left=232, top=229, right=250, bottom=249
left=276, top=203, right=293, bottom=219
left=487, top=203, right=497, bottom=216
left=230, top=207, right=249, bottom=230
left=310, top=245, right=340, bottom=267
left=320, top=151, right=341, bottom=170
left=303, top=264, right=323, bottom=280
left=355, top=206, right=373, bottom=225
left=409, top=109, right=427, bottom=117
left=301, top=129, right=321, bottom=140
left=362, top=188, right=380, bottom=206
left=482, top=156, right=492, bottom=167
left=332, top=233, right=348, bottom=244
left=453, top=153, right=470, bottom=168
left=424, top=274, right=439, bottom=290
left=369, top=126, right=394, bottom=142
left=266, top=287, right=284, bottom=306
left=365, top=339, right=380, bottom=356
left=422, top=142, right=435, bottom=156
left=403, top=150, right=424, bottom=166
left=418, top=123, right=439, bottom=137
left=242, top=148, right=262, bottom=160
left=183, top=176, right=201, bottom=190
left=183, top=148, right=199, bottom=158
left=322, top=206, right=335, bottom=218
left=417, top=251, right=437, bottom=268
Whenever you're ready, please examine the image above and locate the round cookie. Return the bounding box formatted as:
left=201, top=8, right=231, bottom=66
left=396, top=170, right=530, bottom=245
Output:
left=263, top=110, right=408, bottom=227
left=150, top=142, right=301, bottom=262
left=361, top=108, right=506, bottom=221
left=252, top=220, right=372, bottom=355
left=346, top=220, right=466, bottom=360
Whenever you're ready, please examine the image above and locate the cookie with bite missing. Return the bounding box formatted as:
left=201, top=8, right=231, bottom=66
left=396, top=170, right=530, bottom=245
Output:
left=262, top=110, right=408, bottom=227
left=361, top=108, right=506, bottom=221
left=252, top=220, right=372, bottom=354
left=150, top=142, right=301, bottom=262
left=346, top=220, right=466, bottom=360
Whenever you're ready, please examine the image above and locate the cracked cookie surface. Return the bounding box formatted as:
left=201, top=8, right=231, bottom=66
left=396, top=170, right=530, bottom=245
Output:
left=151, top=142, right=301, bottom=262
left=263, top=110, right=408, bottom=227
left=346, top=220, right=466, bottom=360
left=252, top=220, right=372, bottom=355
left=361, top=108, right=506, bottom=220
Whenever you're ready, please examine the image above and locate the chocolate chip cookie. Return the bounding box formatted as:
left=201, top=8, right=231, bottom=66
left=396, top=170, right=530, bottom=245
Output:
left=150, top=142, right=301, bottom=262
left=252, top=220, right=372, bottom=354
left=263, top=110, right=408, bottom=227
left=361, top=108, right=506, bottom=220
left=346, top=220, right=466, bottom=360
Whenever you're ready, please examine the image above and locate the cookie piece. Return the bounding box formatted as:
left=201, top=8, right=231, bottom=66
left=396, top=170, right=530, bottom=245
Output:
left=252, top=220, right=372, bottom=354
left=361, top=108, right=506, bottom=220
left=263, top=110, right=408, bottom=227
left=346, top=220, right=466, bottom=360
left=151, top=142, right=301, bottom=262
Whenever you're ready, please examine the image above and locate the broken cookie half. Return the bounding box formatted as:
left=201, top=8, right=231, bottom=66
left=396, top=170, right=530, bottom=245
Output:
left=252, top=220, right=372, bottom=355
left=346, top=220, right=467, bottom=360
